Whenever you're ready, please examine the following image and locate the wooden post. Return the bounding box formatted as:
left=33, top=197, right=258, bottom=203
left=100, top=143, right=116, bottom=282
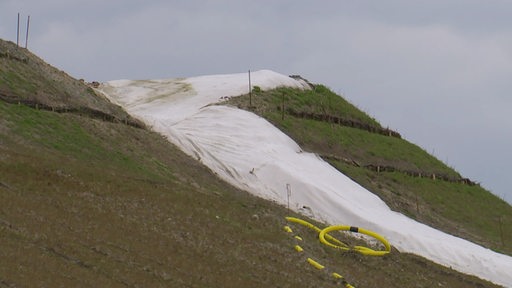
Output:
left=416, top=194, right=420, bottom=214
left=25, top=15, right=31, bottom=49
left=281, top=92, right=285, bottom=120
left=499, top=216, right=505, bottom=247
left=248, top=70, right=252, bottom=107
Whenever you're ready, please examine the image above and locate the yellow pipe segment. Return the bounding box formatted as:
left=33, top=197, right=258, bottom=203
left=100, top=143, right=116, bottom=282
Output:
left=307, top=258, right=325, bottom=270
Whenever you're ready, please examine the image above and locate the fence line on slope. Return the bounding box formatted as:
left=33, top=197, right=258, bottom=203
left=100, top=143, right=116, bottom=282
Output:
left=321, top=153, right=478, bottom=186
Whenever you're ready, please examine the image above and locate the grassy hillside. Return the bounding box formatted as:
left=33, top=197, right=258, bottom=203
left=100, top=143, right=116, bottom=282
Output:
left=0, top=39, right=140, bottom=126
left=0, top=41, right=506, bottom=287
left=225, top=85, right=512, bottom=256
left=1, top=88, right=503, bottom=288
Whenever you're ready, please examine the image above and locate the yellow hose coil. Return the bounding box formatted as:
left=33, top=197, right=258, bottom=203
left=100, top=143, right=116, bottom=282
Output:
left=285, top=217, right=349, bottom=249
left=286, top=216, right=391, bottom=256
left=318, top=225, right=391, bottom=256
left=284, top=216, right=391, bottom=287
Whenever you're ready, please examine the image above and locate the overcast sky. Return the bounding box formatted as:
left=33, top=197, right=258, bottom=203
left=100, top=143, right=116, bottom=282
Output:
left=1, top=0, right=511, bottom=204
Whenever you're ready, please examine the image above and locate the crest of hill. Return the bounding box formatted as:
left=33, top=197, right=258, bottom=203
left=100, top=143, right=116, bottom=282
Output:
left=0, top=39, right=142, bottom=127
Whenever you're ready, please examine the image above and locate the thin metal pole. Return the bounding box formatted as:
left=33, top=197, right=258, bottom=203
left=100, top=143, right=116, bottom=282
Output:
left=286, top=183, right=291, bottom=210
left=17, top=13, right=20, bottom=48
left=25, top=15, right=31, bottom=49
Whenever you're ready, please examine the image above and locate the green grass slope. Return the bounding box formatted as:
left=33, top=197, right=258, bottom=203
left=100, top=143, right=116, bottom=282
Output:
left=0, top=41, right=506, bottom=287
left=225, top=85, right=512, bottom=256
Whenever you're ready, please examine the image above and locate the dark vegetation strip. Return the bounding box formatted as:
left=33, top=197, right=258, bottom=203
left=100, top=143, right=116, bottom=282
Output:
left=321, top=154, right=478, bottom=186
left=0, top=93, right=145, bottom=129
left=281, top=107, right=402, bottom=138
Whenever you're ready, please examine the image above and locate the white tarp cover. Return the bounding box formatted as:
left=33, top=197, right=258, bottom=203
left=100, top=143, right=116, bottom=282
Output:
left=99, top=70, right=512, bottom=287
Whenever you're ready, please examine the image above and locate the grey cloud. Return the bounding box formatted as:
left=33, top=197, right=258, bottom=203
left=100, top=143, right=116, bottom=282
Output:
left=1, top=0, right=511, bottom=203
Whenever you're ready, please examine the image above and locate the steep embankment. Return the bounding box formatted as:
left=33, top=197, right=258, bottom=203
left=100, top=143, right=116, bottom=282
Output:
left=0, top=40, right=506, bottom=287
left=0, top=39, right=141, bottom=127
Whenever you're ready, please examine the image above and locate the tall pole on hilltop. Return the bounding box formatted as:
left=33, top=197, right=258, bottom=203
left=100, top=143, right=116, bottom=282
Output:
left=16, top=13, right=20, bottom=48
left=25, top=15, right=31, bottom=49
left=248, top=69, right=252, bottom=107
